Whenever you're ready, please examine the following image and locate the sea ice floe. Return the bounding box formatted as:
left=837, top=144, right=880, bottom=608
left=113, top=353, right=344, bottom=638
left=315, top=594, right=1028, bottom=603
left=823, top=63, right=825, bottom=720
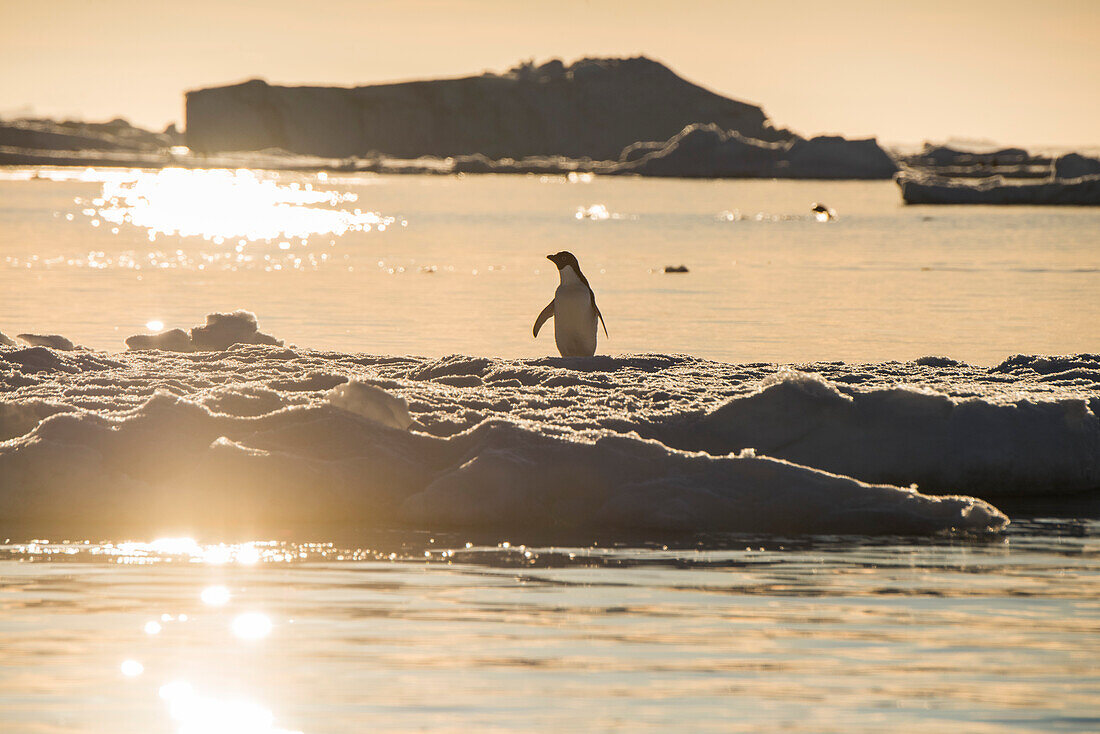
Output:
left=2, top=331, right=1098, bottom=537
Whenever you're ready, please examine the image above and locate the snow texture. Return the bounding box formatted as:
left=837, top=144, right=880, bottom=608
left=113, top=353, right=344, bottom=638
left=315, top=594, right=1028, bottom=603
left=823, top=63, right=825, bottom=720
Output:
left=4, top=326, right=1098, bottom=537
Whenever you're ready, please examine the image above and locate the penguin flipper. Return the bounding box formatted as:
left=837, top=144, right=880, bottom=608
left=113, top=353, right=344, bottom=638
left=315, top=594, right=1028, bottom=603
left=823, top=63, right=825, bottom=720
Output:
left=594, top=303, right=609, bottom=338
left=533, top=300, right=555, bottom=338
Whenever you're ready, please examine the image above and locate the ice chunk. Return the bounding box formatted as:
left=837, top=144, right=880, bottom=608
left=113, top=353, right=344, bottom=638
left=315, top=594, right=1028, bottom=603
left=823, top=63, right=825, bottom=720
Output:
left=124, top=310, right=282, bottom=352
left=190, top=310, right=281, bottom=350
left=326, top=380, right=413, bottom=431
left=16, top=333, right=75, bottom=351
left=125, top=329, right=195, bottom=353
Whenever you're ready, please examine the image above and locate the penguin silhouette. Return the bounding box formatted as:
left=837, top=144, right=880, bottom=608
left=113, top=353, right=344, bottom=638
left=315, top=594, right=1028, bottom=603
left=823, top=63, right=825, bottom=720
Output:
left=533, top=251, right=608, bottom=357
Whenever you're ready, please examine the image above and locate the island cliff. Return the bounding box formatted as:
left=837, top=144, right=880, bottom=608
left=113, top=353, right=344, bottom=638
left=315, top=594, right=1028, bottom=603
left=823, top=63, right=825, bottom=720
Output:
left=184, top=57, right=791, bottom=159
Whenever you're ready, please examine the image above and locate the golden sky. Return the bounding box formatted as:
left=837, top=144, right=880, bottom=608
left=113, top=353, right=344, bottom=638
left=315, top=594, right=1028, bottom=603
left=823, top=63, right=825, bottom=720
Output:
left=2, top=0, right=1097, bottom=147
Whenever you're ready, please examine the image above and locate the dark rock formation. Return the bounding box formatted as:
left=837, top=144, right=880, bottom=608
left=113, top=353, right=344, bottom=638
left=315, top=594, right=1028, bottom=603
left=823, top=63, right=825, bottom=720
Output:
left=897, top=172, right=1100, bottom=205
left=185, top=57, right=791, bottom=159
left=785, top=136, right=899, bottom=179
left=908, top=144, right=1033, bottom=167
left=0, top=117, right=178, bottom=152
left=616, top=124, right=898, bottom=179
left=1053, top=153, right=1100, bottom=180
left=899, top=143, right=1054, bottom=179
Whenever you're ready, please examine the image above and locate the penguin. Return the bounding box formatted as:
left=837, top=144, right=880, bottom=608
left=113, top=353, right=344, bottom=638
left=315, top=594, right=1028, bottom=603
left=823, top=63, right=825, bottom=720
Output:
left=533, top=251, right=608, bottom=357
left=810, top=202, right=835, bottom=222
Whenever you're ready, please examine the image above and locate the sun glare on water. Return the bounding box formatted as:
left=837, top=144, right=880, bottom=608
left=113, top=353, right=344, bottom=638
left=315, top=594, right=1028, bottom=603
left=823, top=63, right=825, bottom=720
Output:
left=160, top=681, right=300, bottom=734
left=92, top=167, right=390, bottom=242
left=201, top=585, right=232, bottom=606
left=232, top=612, right=274, bottom=640
left=106, top=537, right=282, bottom=564
left=1, top=168, right=406, bottom=273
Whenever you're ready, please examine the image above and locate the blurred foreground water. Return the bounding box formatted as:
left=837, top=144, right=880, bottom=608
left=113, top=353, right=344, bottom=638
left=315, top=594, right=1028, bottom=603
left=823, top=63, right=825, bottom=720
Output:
left=1, top=518, right=1098, bottom=733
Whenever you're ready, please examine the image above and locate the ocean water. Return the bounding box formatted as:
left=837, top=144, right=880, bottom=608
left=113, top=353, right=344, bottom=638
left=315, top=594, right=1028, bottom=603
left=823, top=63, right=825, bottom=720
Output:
left=1, top=523, right=1098, bottom=734
left=1, top=169, right=1098, bottom=363
left=2, top=168, right=1099, bottom=731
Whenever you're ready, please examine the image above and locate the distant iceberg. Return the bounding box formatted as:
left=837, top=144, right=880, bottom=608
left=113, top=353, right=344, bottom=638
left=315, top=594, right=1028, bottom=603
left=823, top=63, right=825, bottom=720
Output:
left=5, top=326, right=1098, bottom=538
left=614, top=124, right=899, bottom=180
left=897, top=171, right=1100, bottom=205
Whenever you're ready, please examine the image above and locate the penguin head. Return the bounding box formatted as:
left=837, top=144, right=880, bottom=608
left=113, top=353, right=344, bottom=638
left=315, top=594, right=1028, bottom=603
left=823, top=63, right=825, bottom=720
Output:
left=547, top=251, right=580, bottom=272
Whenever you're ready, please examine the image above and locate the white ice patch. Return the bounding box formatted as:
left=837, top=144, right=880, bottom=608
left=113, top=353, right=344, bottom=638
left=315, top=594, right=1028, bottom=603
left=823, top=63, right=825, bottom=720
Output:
left=326, top=380, right=414, bottom=431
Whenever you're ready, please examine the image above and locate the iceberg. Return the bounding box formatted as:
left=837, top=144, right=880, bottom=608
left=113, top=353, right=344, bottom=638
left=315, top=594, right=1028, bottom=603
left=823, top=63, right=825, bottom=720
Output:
left=616, top=124, right=898, bottom=179
left=897, top=172, right=1100, bottom=205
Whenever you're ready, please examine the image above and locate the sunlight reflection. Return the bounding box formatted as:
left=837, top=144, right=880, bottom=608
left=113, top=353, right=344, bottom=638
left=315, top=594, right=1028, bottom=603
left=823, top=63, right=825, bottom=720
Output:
left=232, top=612, right=273, bottom=640
left=83, top=168, right=392, bottom=242
left=159, top=681, right=301, bottom=734
left=575, top=203, right=633, bottom=221
left=145, top=537, right=205, bottom=556
left=120, top=659, right=144, bottom=677
left=103, top=538, right=285, bottom=564
left=2, top=167, right=414, bottom=273
left=3, top=539, right=383, bottom=564
left=144, top=621, right=163, bottom=635
left=201, top=585, right=231, bottom=606
left=576, top=203, right=611, bottom=220
left=236, top=544, right=261, bottom=565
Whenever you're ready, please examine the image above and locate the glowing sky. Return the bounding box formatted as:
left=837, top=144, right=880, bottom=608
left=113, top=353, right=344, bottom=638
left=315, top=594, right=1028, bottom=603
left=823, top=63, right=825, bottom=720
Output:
left=1, top=0, right=1097, bottom=147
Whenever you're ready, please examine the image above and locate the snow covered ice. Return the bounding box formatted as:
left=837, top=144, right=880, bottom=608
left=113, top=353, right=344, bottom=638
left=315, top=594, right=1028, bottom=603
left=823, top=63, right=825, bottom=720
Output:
left=4, top=316, right=1097, bottom=538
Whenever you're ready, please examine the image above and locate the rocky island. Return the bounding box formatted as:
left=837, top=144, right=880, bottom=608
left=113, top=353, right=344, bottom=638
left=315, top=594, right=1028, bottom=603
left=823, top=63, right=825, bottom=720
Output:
left=184, top=57, right=792, bottom=160
left=10, top=56, right=1093, bottom=188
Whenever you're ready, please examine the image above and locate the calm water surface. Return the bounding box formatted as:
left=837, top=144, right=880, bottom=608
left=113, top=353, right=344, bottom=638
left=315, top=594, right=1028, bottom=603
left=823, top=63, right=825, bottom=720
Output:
left=1, top=169, right=1097, bottom=363
left=2, top=169, right=1099, bottom=732
left=1, top=520, right=1097, bottom=733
